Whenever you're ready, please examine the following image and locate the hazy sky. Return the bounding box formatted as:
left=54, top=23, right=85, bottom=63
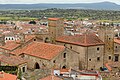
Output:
left=0, top=0, right=120, bottom=4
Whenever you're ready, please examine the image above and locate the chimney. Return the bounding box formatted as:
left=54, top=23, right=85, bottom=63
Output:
left=0, top=71, right=4, bottom=78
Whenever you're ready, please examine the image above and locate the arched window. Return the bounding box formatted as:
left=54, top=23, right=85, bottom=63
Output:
left=34, top=62, right=40, bottom=69
left=45, top=37, right=49, bottom=43
left=62, top=65, right=66, bottom=69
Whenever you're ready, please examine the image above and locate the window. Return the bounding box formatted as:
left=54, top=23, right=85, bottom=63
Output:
left=34, top=39, right=36, bottom=41
left=109, top=38, right=111, bottom=40
left=64, top=44, right=66, bottom=46
left=89, top=59, right=91, bottom=61
left=97, top=47, right=99, bottom=51
left=22, top=67, right=25, bottom=72
left=97, top=57, right=100, bottom=61
left=12, top=38, right=14, bottom=40
left=6, top=38, right=7, bottom=40
left=63, top=53, right=66, bottom=58
left=116, top=46, right=117, bottom=48
left=53, top=60, right=56, bottom=63
left=9, top=38, right=10, bottom=40
left=70, top=46, right=72, bottom=49
left=109, top=56, right=111, bottom=60
left=62, top=65, right=66, bottom=69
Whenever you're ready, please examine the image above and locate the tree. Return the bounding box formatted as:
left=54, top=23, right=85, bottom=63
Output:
left=18, top=69, right=22, bottom=80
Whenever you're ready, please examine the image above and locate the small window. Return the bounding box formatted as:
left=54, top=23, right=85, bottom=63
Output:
left=109, top=56, right=111, bottom=60
left=22, top=67, right=25, bottom=72
left=97, top=57, right=100, bottom=61
left=89, top=59, right=91, bottom=61
left=70, top=46, right=72, bottom=49
left=9, top=38, right=10, bottom=40
left=12, top=38, right=14, bottom=40
left=53, top=60, right=56, bottom=63
left=34, top=39, right=36, bottom=41
left=63, top=53, right=66, bottom=58
left=116, top=46, right=117, bottom=48
left=97, top=47, right=99, bottom=51
left=109, top=48, right=110, bottom=50
left=6, top=38, right=7, bottom=40
left=62, top=65, right=66, bottom=69
left=64, top=44, right=66, bottom=46
left=109, top=38, right=111, bottom=40
left=91, top=69, right=93, bottom=70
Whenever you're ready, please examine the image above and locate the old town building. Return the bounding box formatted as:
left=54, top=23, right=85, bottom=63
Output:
left=56, top=33, right=104, bottom=70
left=48, top=18, right=64, bottom=44
left=11, top=41, right=78, bottom=70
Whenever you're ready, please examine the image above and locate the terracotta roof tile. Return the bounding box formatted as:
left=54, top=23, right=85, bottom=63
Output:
left=56, top=33, right=104, bottom=47
left=0, top=55, right=27, bottom=66
left=0, top=41, right=21, bottom=51
left=48, top=18, right=60, bottom=21
left=114, top=38, right=120, bottom=44
left=0, top=72, right=17, bottom=80
left=12, top=42, right=65, bottom=60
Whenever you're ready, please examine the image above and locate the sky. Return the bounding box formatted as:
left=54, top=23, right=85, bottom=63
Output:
left=0, top=0, right=120, bottom=5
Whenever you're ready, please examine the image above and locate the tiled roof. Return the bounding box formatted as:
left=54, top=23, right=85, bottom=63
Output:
left=0, top=41, right=21, bottom=51
left=0, top=72, right=17, bottom=80
left=40, top=75, right=62, bottom=80
left=0, top=55, right=27, bottom=66
left=56, top=33, right=104, bottom=47
left=24, top=35, right=35, bottom=42
left=114, top=38, right=120, bottom=44
left=12, top=42, right=65, bottom=60
left=48, top=18, right=60, bottom=21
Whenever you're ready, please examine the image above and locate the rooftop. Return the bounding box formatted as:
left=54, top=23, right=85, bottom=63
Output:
left=56, top=33, right=104, bottom=47
left=0, top=72, right=17, bottom=80
left=0, top=55, right=27, bottom=66
left=12, top=42, right=65, bottom=60
left=48, top=18, right=60, bottom=21
left=0, top=41, right=20, bottom=51
left=114, top=38, right=120, bottom=44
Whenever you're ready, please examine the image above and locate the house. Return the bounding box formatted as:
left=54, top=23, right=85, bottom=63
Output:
left=10, top=41, right=79, bottom=70
left=56, top=33, right=104, bottom=70
left=0, top=54, right=27, bottom=73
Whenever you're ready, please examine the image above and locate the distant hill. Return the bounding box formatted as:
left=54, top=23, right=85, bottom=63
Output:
left=0, top=2, right=120, bottom=10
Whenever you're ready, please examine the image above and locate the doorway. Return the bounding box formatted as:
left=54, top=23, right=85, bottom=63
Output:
left=34, top=62, right=40, bottom=69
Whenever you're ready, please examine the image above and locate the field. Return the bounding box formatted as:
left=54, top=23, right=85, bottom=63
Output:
left=0, top=17, right=38, bottom=21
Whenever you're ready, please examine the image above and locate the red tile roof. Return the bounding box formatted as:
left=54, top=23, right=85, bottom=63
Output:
left=0, top=55, right=27, bottom=66
left=0, top=41, right=20, bottom=51
left=56, top=33, right=104, bottom=47
left=40, top=75, right=62, bottom=80
left=12, top=42, right=65, bottom=60
left=60, top=69, right=69, bottom=73
left=0, top=72, right=17, bottom=80
left=48, top=18, right=60, bottom=21
left=114, top=38, right=120, bottom=44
